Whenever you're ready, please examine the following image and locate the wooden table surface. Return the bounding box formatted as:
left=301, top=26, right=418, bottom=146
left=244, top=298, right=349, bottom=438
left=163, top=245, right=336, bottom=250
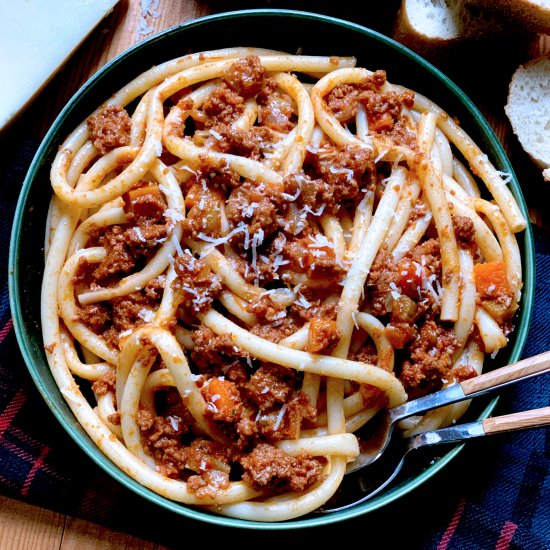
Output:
left=1, top=1, right=547, bottom=548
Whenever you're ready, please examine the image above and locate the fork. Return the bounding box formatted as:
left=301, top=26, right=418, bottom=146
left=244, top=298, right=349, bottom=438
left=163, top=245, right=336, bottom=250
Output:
left=318, top=405, right=550, bottom=513
left=345, top=350, right=550, bottom=475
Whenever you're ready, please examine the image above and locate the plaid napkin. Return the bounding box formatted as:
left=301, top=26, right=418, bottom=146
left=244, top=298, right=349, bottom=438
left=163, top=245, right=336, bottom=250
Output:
left=1, top=133, right=548, bottom=549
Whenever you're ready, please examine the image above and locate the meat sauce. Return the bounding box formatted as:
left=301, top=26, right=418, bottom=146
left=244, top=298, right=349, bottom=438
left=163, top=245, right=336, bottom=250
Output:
left=74, top=55, right=496, bottom=499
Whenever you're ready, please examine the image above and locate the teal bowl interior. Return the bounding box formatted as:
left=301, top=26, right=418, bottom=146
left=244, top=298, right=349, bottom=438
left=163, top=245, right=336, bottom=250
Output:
left=8, top=9, right=534, bottom=529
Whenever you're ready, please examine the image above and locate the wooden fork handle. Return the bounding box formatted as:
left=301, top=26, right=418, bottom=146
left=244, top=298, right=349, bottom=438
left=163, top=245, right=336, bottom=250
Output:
left=482, top=406, right=550, bottom=434
left=461, top=350, right=550, bottom=396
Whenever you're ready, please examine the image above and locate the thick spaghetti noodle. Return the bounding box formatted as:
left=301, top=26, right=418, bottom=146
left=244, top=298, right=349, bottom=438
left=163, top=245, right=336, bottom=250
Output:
left=41, top=48, right=525, bottom=521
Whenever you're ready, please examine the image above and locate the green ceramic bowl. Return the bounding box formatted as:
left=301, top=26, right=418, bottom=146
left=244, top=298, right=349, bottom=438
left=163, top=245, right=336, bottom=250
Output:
left=8, top=9, right=534, bottom=529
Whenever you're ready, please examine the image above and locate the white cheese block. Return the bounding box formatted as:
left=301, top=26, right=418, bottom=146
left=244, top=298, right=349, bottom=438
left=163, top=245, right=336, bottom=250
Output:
left=0, top=0, right=120, bottom=130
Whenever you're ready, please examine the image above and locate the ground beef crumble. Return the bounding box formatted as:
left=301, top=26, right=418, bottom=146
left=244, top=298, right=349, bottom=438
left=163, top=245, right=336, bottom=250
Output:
left=399, top=320, right=460, bottom=398
left=91, top=371, right=116, bottom=396
left=240, top=443, right=327, bottom=493
left=77, top=280, right=162, bottom=349
left=87, top=105, right=131, bottom=155
left=256, top=78, right=297, bottom=132
left=245, top=363, right=297, bottom=410
left=453, top=215, right=475, bottom=250
left=223, top=55, right=266, bottom=99
left=172, top=251, right=222, bottom=315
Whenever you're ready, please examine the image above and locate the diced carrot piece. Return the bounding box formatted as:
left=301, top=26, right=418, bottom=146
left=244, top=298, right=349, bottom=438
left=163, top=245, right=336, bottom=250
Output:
left=473, top=261, right=511, bottom=298
left=128, top=184, right=162, bottom=202
left=184, top=183, right=203, bottom=209
left=482, top=298, right=517, bottom=324
left=385, top=322, right=415, bottom=349
left=201, top=377, right=241, bottom=420
left=306, top=318, right=338, bottom=354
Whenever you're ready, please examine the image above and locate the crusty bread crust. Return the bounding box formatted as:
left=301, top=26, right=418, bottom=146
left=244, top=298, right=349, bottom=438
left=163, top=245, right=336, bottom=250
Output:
left=392, top=0, right=521, bottom=60
left=464, top=0, right=550, bottom=35
left=392, top=0, right=458, bottom=58
left=392, top=0, right=550, bottom=181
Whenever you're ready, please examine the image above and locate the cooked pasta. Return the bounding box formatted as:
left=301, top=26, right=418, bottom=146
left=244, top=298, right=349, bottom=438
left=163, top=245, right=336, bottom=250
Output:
left=41, top=47, right=525, bottom=521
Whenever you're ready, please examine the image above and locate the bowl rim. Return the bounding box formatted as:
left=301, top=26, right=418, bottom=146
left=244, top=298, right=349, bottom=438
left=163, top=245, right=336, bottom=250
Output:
left=8, top=7, right=535, bottom=529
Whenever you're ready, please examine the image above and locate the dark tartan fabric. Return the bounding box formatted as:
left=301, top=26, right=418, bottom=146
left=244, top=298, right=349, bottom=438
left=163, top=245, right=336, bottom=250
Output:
left=0, top=135, right=548, bottom=549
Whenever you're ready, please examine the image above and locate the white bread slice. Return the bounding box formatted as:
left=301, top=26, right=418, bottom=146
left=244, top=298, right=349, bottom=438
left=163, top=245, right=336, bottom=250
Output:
left=505, top=56, right=550, bottom=174
left=464, top=0, right=550, bottom=35
left=393, top=0, right=462, bottom=45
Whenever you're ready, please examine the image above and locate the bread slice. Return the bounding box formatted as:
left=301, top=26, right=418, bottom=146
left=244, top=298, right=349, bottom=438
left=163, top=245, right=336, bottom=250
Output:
left=505, top=56, right=550, bottom=175
left=392, top=0, right=517, bottom=59
left=392, top=0, right=462, bottom=47
left=464, top=0, right=550, bottom=35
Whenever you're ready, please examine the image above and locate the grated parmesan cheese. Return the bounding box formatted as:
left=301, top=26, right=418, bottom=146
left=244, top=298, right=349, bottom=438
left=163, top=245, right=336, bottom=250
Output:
left=138, top=308, right=155, bottom=323
left=271, top=311, right=287, bottom=321
left=136, top=0, right=159, bottom=39
left=389, top=281, right=402, bottom=300
left=282, top=187, right=302, bottom=201
left=272, top=255, right=289, bottom=274
left=184, top=249, right=196, bottom=269
left=134, top=227, right=146, bottom=242
left=295, top=293, right=311, bottom=309
left=273, top=404, right=287, bottom=431
left=495, top=170, right=512, bottom=186
left=171, top=234, right=184, bottom=257
left=423, top=274, right=441, bottom=305
left=308, top=233, right=334, bottom=249
left=374, top=148, right=389, bottom=163
left=165, top=208, right=184, bottom=225
left=167, top=415, right=180, bottom=431
left=198, top=222, right=248, bottom=249
left=329, top=165, right=354, bottom=183
left=302, top=204, right=325, bottom=217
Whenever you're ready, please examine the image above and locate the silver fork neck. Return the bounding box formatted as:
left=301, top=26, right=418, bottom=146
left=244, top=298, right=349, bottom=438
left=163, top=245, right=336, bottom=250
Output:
left=408, top=421, right=486, bottom=450
left=389, top=383, right=467, bottom=423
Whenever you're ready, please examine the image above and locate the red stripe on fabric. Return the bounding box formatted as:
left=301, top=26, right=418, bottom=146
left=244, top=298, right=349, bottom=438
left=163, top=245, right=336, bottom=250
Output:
left=1, top=435, right=63, bottom=480
left=21, top=445, right=50, bottom=496
left=1, top=435, right=40, bottom=464
left=437, top=498, right=467, bottom=550
left=0, top=389, right=27, bottom=436
left=9, top=426, right=52, bottom=447
left=495, top=521, right=518, bottom=550
left=0, top=318, right=13, bottom=344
